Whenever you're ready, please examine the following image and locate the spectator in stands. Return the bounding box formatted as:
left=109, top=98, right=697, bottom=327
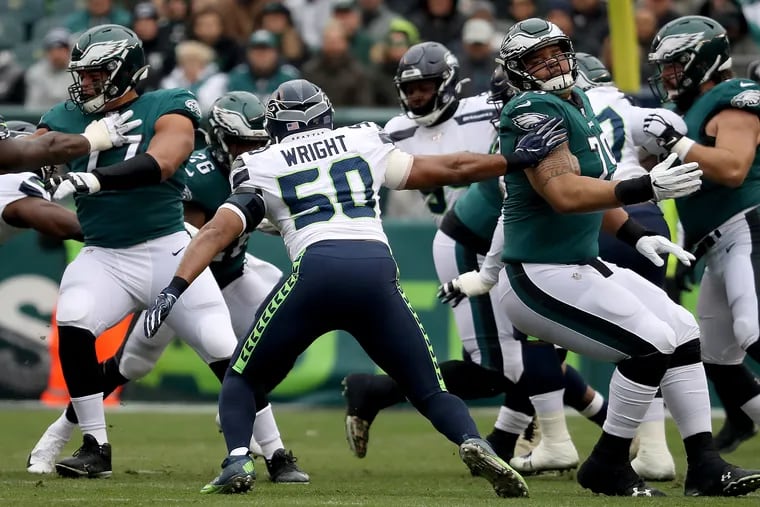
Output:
left=369, top=17, right=420, bottom=106
left=302, top=21, right=373, bottom=106
left=283, top=0, right=335, bottom=51
left=159, top=0, right=189, bottom=48
left=635, top=6, right=659, bottom=85
left=467, top=1, right=507, bottom=50
left=259, top=2, right=308, bottom=66
left=409, top=0, right=466, bottom=55
left=65, top=0, right=132, bottom=34
left=458, top=18, right=497, bottom=97
left=160, top=40, right=227, bottom=113
left=24, top=28, right=71, bottom=110
left=644, top=0, right=679, bottom=28
left=358, top=0, right=401, bottom=42
left=132, top=2, right=172, bottom=91
left=545, top=1, right=575, bottom=42
left=699, top=0, right=760, bottom=55
left=188, top=6, right=244, bottom=72
left=333, top=0, right=375, bottom=65
left=502, top=0, right=537, bottom=29
left=570, top=0, right=607, bottom=56
left=226, top=30, right=300, bottom=103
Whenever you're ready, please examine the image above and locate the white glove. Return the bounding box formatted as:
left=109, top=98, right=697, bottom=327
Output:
left=46, top=172, right=101, bottom=200
left=635, top=235, right=695, bottom=267
left=256, top=218, right=280, bottom=236
left=649, top=153, right=702, bottom=201
left=437, top=270, right=495, bottom=307
left=82, top=110, right=143, bottom=152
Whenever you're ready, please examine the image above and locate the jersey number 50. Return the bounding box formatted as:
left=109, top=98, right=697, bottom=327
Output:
left=277, top=156, right=376, bottom=230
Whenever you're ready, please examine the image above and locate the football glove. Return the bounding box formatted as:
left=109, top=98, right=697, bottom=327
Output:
left=635, top=235, right=695, bottom=268
left=437, top=270, right=494, bottom=307
left=642, top=113, right=695, bottom=160
left=45, top=172, right=101, bottom=200
left=649, top=153, right=702, bottom=201
left=505, top=116, right=568, bottom=171
left=144, top=286, right=181, bottom=338
left=82, top=110, right=143, bottom=152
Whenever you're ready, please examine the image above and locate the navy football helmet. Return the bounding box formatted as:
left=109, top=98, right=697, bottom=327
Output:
left=265, top=79, right=334, bottom=142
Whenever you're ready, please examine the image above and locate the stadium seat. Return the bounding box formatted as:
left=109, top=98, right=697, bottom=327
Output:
left=13, top=41, right=40, bottom=67
left=0, top=17, right=24, bottom=49
left=31, top=17, right=65, bottom=44
left=0, top=0, right=46, bottom=40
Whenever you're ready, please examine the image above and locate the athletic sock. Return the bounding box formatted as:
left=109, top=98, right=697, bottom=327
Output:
left=71, top=392, right=108, bottom=444
left=252, top=404, right=284, bottom=459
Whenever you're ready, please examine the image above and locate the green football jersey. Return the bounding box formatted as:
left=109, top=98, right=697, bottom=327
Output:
left=40, top=89, right=202, bottom=248
left=183, top=147, right=248, bottom=287
left=677, top=79, right=760, bottom=244
left=500, top=89, right=616, bottom=263
left=452, top=138, right=503, bottom=241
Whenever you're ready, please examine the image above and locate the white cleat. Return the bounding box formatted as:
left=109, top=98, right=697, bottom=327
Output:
left=631, top=447, right=676, bottom=481
left=27, top=430, right=69, bottom=474
left=509, top=438, right=579, bottom=475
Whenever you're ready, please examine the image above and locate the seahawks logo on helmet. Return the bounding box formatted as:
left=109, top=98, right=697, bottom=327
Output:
left=731, top=90, right=760, bottom=108
left=649, top=32, right=705, bottom=61
left=512, top=112, right=550, bottom=131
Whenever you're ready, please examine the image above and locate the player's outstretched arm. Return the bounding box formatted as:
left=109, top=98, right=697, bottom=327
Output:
left=397, top=116, right=568, bottom=190
left=2, top=199, right=83, bottom=241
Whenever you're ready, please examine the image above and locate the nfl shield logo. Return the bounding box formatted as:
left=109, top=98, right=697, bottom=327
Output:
left=286, top=122, right=300, bottom=131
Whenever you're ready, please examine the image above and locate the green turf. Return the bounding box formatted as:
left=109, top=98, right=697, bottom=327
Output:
left=0, top=407, right=758, bottom=506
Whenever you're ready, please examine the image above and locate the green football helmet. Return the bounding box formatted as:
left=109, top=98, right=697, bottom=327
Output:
left=208, top=91, right=269, bottom=170
left=575, top=52, right=613, bottom=91
left=648, top=15, right=731, bottom=111
left=497, top=18, right=576, bottom=95
left=68, top=24, right=149, bottom=114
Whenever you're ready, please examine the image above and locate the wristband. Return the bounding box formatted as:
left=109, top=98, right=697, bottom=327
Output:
left=167, top=276, right=189, bottom=296
left=614, top=175, right=654, bottom=205
left=671, top=137, right=695, bottom=161
left=503, top=152, right=530, bottom=173
left=616, top=217, right=653, bottom=247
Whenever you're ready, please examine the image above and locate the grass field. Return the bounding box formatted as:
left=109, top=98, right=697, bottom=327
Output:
left=1, top=406, right=759, bottom=506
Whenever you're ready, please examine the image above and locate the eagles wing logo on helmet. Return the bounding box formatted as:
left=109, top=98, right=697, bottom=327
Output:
left=512, top=112, right=549, bottom=131
left=731, top=90, right=760, bottom=108
left=213, top=108, right=249, bottom=137
left=72, top=39, right=129, bottom=68
left=649, top=32, right=705, bottom=61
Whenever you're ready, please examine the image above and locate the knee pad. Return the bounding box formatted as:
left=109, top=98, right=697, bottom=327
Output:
left=733, top=317, right=760, bottom=351
left=56, top=289, right=98, bottom=333
left=189, top=313, right=236, bottom=364
left=617, top=351, right=671, bottom=387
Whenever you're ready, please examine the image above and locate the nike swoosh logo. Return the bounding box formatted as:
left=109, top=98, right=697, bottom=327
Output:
left=740, top=82, right=754, bottom=87
left=172, top=247, right=185, bottom=256
left=515, top=101, right=532, bottom=108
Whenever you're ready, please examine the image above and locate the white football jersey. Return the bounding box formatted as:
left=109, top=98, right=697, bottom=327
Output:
left=0, top=172, right=50, bottom=244
left=384, top=93, right=497, bottom=224
left=586, top=85, right=687, bottom=181
left=231, top=122, right=412, bottom=260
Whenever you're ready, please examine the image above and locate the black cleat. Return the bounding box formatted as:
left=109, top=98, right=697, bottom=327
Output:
left=578, top=455, right=665, bottom=497
left=265, top=449, right=310, bottom=483
left=55, top=434, right=112, bottom=479
left=342, top=374, right=380, bottom=458
left=685, top=462, right=760, bottom=496
left=713, top=420, right=757, bottom=454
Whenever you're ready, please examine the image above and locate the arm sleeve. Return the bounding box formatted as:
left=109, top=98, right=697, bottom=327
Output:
left=479, top=213, right=505, bottom=286
left=219, top=186, right=266, bottom=237
left=383, top=148, right=414, bottom=190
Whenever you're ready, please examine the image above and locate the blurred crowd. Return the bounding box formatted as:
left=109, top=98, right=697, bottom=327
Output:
left=3, top=0, right=760, bottom=112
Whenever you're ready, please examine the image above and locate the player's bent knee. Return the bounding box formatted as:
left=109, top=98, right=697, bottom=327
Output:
left=56, top=289, right=98, bottom=333
left=732, top=317, right=760, bottom=351
left=192, top=315, right=237, bottom=364
left=617, top=351, right=671, bottom=387
left=669, top=338, right=701, bottom=368
left=119, top=351, right=158, bottom=380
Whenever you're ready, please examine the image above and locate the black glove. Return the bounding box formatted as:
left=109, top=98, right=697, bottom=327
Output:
left=144, top=285, right=183, bottom=337
left=642, top=113, right=684, bottom=152
left=504, top=116, right=567, bottom=171
left=437, top=280, right=467, bottom=307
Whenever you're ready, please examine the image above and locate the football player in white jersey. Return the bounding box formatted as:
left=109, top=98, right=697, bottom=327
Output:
left=384, top=41, right=498, bottom=224
left=576, top=52, right=680, bottom=481
left=143, top=79, right=569, bottom=497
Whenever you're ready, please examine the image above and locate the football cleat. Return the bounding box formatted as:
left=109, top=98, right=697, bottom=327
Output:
left=514, top=416, right=541, bottom=458
left=713, top=419, right=758, bottom=454
left=266, top=448, right=310, bottom=483
left=342, top=374, right=381, bottom=458
left=684, top=461, right=760, bottom=496
left=460, top=438, right=530, bottom=498
left=27, top=428, right=70, bottom=474
left=55, top=434, right=112, bottom=478
left=578, top=454, right=665, bottom=497
left=201, top=454, right=256, bottom=494
left=509, top=438, right=579, bottom=475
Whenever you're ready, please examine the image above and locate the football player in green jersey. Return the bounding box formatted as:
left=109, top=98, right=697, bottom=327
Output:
left=34, top=24, right=242, bottom=480
left=488, top=18, right=760, bottom=497
left=26, top=92, right=310, bottom=483
left=646, top=15, right=760, bottom=456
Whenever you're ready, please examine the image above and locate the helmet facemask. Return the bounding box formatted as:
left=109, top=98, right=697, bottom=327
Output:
left=506, top=40, right=576, bottom=94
